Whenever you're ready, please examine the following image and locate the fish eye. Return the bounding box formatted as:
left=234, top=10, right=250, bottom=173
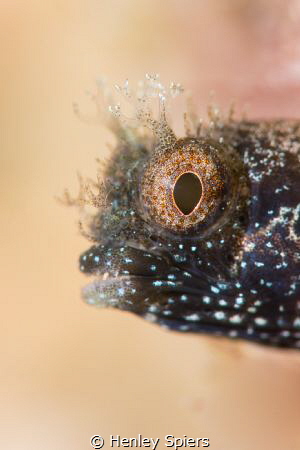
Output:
left=140, top=137, right=239, bottom=234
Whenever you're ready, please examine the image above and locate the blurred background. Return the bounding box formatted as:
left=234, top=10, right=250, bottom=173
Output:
left=1, top=1, right=300, bottom=449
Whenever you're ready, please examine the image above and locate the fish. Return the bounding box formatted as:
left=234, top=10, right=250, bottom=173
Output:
left=70, top=75, right=300, bottom=349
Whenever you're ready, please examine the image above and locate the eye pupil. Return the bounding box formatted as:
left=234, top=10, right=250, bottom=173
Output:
left=173, top=172, right=202, bottom=215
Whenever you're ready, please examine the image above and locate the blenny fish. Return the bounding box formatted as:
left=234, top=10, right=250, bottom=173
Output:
left=68, top=75, right=300, bottom=349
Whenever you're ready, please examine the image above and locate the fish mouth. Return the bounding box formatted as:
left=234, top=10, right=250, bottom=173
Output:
left=79, top=241, right=237, bottom=315
left=80, top=242, right=183, bottom=312
left=79, top=243, right=245, bottom=330
left=79, top=244, right=300, bottom=348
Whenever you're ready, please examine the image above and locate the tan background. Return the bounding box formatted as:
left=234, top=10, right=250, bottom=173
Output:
left=1, top=1, right=300, bottom=449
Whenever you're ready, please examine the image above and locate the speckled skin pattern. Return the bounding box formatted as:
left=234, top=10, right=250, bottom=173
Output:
left=74, top=80, right=300, bottom=348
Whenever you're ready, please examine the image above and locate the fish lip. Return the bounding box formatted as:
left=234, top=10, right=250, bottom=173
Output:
left=81, top=273, right=163, bottom=308
left=81, top=275, right=130, bottom=308
left=81, top=270, right=189, bottom=309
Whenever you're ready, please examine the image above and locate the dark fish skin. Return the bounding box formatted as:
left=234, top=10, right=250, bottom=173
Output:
left=75, top=86, right=300, bottom=349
